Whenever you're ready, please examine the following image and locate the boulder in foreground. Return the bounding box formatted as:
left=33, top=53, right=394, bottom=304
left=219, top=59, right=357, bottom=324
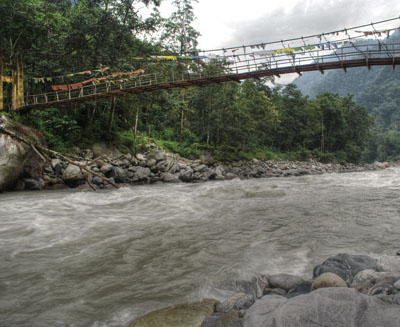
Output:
left=243, top=288, right=400, bottom=327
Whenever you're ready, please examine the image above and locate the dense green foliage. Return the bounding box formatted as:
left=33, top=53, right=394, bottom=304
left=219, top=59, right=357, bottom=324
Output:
left=294, top=33, right=400, bottom=161
left=1, top=0, right=377, bottom=162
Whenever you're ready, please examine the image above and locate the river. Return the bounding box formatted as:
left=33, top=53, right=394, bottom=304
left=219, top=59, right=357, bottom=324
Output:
left=0, top=167, right=399, bottom=327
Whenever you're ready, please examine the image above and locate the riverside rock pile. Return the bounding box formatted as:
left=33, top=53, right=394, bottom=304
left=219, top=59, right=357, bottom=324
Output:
left=17, top=142, right=390, bottom=191
left=130, top=253, right=400, bottom=327
left=0, top=114, right=392, bottom=192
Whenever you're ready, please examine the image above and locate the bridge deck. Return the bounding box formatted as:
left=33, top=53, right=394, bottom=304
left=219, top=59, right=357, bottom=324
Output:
left=10, top=32, right=400, bottom=112
left=19, top=56, right=400, bottom=112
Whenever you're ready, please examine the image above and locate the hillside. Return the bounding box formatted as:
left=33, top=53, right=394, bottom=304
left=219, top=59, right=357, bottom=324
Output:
left=293, top=33, right=400, bottom=161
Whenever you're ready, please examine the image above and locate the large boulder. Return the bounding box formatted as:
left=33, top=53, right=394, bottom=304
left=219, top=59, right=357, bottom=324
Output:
left=243, top=288, right=400, bottom=327
left=313, top=253, right=377, bottom=284
left=130, top=299, right=218, bottom=327
left=0, top=115, right=46, bottom=191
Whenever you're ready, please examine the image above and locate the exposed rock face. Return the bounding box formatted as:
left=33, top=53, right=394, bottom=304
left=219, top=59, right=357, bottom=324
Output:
left=243, top=288, right=400, bottom=327
left=0, top=115, right=46, bottom=192
left=313, top=253, right=377, bottom=284
left=130, top=299, right=218, bottom=327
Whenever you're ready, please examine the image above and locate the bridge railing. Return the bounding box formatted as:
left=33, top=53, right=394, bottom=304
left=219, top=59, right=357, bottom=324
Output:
left=22, top=42, right=400, bottom=109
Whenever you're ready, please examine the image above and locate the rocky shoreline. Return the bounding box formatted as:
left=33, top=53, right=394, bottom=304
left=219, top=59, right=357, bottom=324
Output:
left=130, top=253, right=400, bottom=327
left=0, top=114, right=394, bottom=192
left=6, top=141, right=394, bottom=192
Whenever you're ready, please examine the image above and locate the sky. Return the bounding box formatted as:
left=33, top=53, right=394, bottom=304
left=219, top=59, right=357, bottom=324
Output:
left=154, top=0, right=400, bottom=83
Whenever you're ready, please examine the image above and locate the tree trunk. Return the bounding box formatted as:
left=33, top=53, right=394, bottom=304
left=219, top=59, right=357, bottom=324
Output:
left=134, top=108, right=139, bottom=142
left=108, top=96, right=116, bottom=138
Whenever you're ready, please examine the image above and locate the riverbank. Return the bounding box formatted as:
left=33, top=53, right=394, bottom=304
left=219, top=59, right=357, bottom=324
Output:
left=0, top=114, right=393, bottom=192
left=19, top=142, right=393, bottom=192
left=130, top=252, right=400, bottom=327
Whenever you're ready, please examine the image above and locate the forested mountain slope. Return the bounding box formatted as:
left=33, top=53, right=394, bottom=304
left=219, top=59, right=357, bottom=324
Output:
left=293, top=33, right=400, bottom=160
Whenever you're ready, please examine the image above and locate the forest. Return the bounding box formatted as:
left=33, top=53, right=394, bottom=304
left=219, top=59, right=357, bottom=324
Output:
left=294, top=32, right=400, bottom=162
left=0, top=0, right=381, bottom=163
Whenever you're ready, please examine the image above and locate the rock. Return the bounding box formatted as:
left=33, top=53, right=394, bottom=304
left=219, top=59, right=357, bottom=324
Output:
left=161, top=173, right=181, bottom=183
left=200, top=152, right=215, bottom=165
left=62, top=164, right=88, bottom=185
left=202, top=311, right=242, bottom=327
left=313, top=253, right=377, bottom=284
left=216, top=293, right=254, bottom=313
left=201, top=316, right=221, bottom=327
left=374, top=161, right=386, bottom=169
left=23, top=178, right=45, bottom=191
left=110, top=167, right=128, bottom=182
left=351, top=269, right=400, bottom=296
left=83, top=149, right=94, bottom=160
left=53, top=163, right=62, bottom=177
left=215, top=165, right=225, bottom=175
left=268, top=274, right=305, bottom=291
left=155, top=160, right=170, bottom=173
left=92, top=142, right=122, bottom=159
left=377, top=255, right=400, bottom=272
left=288, top=281, right=313, bottom=297
left=130, top=299, right=218, bottom=327
left=92, top=176, right=104, bottom=185
left=225, top=173, right=237, bottom=180
left=14, top=179, right=25, bottom=191
left=136, top=153, right=146, bottom=161
left=312, top=272, right=347, bottom=290
left=168, top=163, right=181, bottom=174
left=194, top=164, right=207, bottom=173
left=131, top=166, right=151, bottom=181
left=394, top=280, right=400, bottom=290
left=51, top=159, right=62, bottom=169
left=219, top=311, right=242, bottom=327
left=100, top=163, right=113, bottom=175
left=232, top=294, right=254, bottom=311
left=45, top=183, right=69, bottom=190
left=179, top=169, right=194, bottom=182
left=146, top=159, right=157, bottom=168
left=43, top=164, right=53, bottom=174
left=147, top=149, right=167, bottom=162
left=244, top=288, right=400, bottom=327
left=215, top=275, right=269, bottom=301
left=263, top=288, right=287, bottom=297
left=350, top=270, right=400, bottom=304
left=0, top=115, right=46, bottom=192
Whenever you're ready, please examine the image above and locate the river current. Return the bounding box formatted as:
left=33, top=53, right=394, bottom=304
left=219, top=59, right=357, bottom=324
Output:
left=0, top=167, right=400, bottom=326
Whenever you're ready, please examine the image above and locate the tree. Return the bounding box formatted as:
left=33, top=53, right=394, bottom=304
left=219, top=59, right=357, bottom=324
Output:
left=160, top=0, right=200, bottom=54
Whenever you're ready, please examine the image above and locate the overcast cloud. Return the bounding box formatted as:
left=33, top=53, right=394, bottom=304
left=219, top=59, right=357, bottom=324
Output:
left=187, top=0, right=400, bottom=50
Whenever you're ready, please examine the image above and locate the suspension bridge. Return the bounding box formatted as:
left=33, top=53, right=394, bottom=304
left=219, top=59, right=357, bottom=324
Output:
left=2, top=16, right=400, bottom=112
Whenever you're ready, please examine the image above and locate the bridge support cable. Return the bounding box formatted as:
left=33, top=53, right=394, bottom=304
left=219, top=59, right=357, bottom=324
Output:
left=12, top=16, right=400, bottom=111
